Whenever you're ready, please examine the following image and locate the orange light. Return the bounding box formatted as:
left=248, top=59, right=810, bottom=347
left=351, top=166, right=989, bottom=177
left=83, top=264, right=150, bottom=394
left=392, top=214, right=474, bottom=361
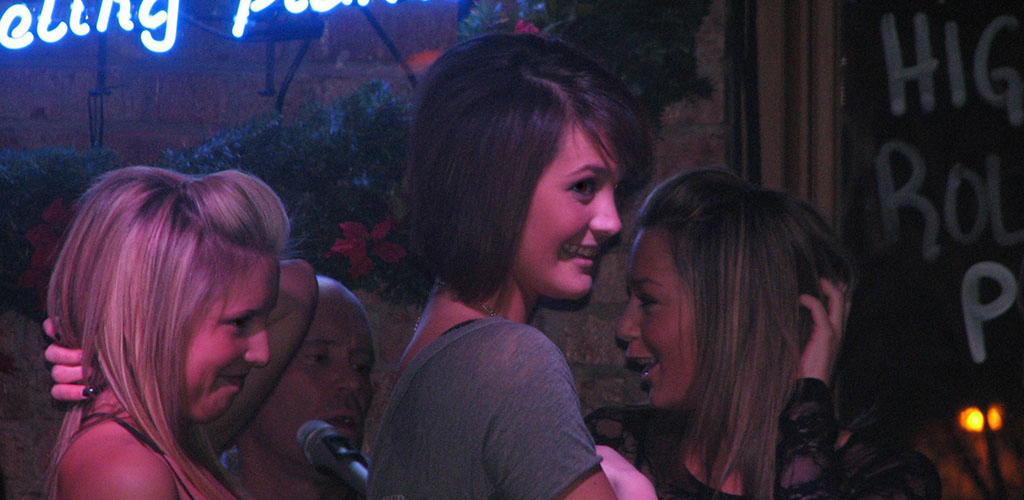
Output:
left=960, top=407, right=985, bottom=433
left=987, top=405, right=1004, bottom=431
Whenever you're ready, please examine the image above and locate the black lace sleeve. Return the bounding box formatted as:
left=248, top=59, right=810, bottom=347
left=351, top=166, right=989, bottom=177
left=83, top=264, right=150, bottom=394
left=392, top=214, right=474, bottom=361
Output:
left=775, top=378, right=941, bottom=500
left=775, top=378, right=842, bottom=499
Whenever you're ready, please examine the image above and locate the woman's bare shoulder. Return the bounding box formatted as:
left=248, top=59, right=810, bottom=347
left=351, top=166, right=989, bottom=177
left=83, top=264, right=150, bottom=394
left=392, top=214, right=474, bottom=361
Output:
left=57, top=420, right=179, bottom=500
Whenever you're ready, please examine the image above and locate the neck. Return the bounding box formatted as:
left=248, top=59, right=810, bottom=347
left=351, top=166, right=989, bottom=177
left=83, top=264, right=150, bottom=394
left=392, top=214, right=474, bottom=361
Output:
left=680, top=441, right=744, bottom=496
left=483, top=278, right=533, bottom=323
left=88, top=390, right=126, bottom=416
left=398, top=282, right=533, bottom=372
left=236, top=441, right=354, bottom=500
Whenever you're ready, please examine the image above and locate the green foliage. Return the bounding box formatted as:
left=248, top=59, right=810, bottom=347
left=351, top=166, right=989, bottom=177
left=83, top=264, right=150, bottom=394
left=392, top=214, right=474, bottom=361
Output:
left=458, top=0, right=714, bottom=124
left=457, top=0, right=509, bottom=39
left=561, top=0, right=714, bottom=122
left=0, top=148, right=121, bottom=317
left=161, top=81, right=433, bottom=305
left=1, top=82, right=432, bottom=318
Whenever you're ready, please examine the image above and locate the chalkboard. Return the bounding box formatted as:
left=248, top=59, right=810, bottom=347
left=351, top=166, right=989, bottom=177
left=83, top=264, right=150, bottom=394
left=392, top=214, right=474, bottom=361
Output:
left=838, top=1, right=1024, bottom=431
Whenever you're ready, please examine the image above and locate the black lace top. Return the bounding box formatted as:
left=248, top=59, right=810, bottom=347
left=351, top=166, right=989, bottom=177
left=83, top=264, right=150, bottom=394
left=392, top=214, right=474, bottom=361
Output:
left=585, top=379, right=941, bottom=500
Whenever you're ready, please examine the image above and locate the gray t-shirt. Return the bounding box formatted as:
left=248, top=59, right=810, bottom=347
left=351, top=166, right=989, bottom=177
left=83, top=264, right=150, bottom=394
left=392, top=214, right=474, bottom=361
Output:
left=367, top=317, right=601, bottom=500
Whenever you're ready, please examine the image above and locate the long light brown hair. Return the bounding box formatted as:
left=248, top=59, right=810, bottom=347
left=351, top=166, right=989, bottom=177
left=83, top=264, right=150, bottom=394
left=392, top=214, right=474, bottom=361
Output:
left=636, top=168, right=852, bottom=499
left=45, top=166, right=289, bottom=499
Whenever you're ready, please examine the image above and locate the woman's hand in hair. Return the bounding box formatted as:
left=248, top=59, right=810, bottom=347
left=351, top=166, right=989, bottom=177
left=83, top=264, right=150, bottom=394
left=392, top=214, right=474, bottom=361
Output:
left=41, top=259, right=319, bottom=412
left=798, top=279, right=849, bottom=384
left=43, top=318, right=89, bottom=402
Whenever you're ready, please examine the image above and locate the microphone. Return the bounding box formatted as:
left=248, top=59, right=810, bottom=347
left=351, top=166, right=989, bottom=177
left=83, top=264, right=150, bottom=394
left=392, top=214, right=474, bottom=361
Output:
left=297, top=419, right=369, bottom=496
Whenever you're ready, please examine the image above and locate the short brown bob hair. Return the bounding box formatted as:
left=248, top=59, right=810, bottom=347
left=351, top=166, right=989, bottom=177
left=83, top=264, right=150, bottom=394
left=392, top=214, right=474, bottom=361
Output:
left=406, top=33, right=654, bottom=303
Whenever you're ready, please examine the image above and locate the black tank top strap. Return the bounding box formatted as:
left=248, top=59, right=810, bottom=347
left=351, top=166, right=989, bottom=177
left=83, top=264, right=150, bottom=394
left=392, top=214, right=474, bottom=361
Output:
left=92, top=415, right=198, bottom=500
left=80, top=411, right=116, bottom=427
left=110, top=416, right=165, bottom=455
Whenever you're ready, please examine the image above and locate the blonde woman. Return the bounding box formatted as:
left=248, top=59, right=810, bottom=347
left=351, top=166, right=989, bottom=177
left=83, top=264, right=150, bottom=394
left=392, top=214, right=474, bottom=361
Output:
left=44, top=166, right=316, bottom=500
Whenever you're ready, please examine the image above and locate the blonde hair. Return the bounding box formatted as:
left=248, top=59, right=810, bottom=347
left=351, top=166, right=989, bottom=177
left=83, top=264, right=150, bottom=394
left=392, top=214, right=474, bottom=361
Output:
left=45, top=166, right=289, bottom=499
left=636, top=169, right=852, bottom=499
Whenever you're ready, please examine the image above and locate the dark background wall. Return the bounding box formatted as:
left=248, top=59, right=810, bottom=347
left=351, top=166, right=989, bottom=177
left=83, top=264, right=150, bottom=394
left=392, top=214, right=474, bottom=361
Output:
left=838, top=2, right=1023, bottom=497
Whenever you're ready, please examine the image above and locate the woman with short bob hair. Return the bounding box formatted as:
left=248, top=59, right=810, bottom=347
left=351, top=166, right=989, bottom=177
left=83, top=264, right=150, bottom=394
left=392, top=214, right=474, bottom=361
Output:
left=602, top=168, right=940, bottom=499
left=368, top=33, right=656, bottom=500
left=405, top=32, right=653, bottom=306
left=46, top=166, right=291, bottom=500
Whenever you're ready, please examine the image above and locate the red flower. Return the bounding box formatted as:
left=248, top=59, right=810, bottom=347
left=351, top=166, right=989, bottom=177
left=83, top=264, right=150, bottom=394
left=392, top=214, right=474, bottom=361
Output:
left=369, top=219, right=391, bottom=241
left=19, top=198, right=76, bottom=311
left=348, top=256, right=375, bottom=280
left=17, top=268, right=48, bottom=294
left=373, top=240, right=407, bottom=263
left=25, top=224, right=61, bottom=268
left=326, top=218, right=406, bottom=279
left=41, top=197, right=74, bottom=229
left=339, top=221, right=370, bottom=240
left=330, top=230, right=368, bottom=262
left=514, top=20, right=540, bottom=34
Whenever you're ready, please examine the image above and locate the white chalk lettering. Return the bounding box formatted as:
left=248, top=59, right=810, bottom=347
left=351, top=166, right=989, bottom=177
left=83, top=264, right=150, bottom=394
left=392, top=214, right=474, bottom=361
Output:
left=882, top=12, right=1024, bottom=126
left=944, top=21, right=968, bottom=108
left=973, top=16, right=1023, bottom=126
left=876, top=139, right=941, bottom=261
left=876, top=12, right=1024, bottom=366
left=876, top=139, right=1023, bottom=260
left=882, top=12, right=939, bottom=117
left=961, top=261, right=1018, bottom=363
left=985, top=154, right=1024, bottom=246
left=943, top=163, right=985, bottom=245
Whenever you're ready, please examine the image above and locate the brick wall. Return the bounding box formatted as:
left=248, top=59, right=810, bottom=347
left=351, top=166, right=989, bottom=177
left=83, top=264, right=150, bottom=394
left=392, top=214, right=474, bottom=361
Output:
left=0, top=1, right=726, bottom=497
left=0, top=1, right=457, bottom=165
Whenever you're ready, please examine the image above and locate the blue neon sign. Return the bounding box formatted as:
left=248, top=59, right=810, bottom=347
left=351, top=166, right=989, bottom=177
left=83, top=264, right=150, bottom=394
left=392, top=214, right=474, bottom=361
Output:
left=0, top=0, right=424, bottom=53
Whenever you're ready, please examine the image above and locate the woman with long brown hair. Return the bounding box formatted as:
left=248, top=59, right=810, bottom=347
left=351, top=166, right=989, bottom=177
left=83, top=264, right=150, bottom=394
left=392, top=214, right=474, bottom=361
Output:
left=597, top=168, right=941, bottom=499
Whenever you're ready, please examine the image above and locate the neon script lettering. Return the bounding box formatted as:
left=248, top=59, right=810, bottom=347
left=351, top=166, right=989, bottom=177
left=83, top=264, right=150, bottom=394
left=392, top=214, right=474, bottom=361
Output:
left=231, top=0, right=400, bottom=38
left=2, top=0, right=423, bottom=53
left=1, top=0, right=179, bottom=52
